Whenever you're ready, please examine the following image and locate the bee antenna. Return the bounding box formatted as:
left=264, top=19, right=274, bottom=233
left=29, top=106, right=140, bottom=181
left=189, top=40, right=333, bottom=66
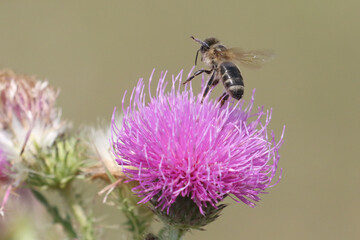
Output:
left=190, top=36, right=209, bottom=48
left=195, top=49, right=200, bottom=65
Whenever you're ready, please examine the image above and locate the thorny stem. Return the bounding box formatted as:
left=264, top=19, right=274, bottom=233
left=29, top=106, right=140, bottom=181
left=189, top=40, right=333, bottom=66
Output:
left=102, top=171, right=151, bottom=240
left=31, top=188, right=78, bottom=239
left=116, top=186, right=143, bottom=240
left=60, top=184, right=94, bottom=240
left=159, top=224, right=186, bottom=240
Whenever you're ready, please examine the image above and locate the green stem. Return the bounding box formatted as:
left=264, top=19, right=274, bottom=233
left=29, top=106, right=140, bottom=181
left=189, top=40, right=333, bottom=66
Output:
left=116, top=186, right=143, bottom=240
left=31, top=188, right=78, bottom=239
left=169, top=227, right=185, bottom=240
left=105, top=171, right=151, bottom=240
left=60, top=184, right=94, bottom=240
left=159, top=225, right=186, bottom=240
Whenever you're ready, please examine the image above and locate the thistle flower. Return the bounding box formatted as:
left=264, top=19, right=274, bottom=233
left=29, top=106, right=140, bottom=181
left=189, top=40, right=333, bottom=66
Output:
left=0, top=70, right=84, bottom=190
left=0, top=148, right=10, bottom=183
left=84, top=126, right=124, bottom=179
left=0, top=69, right=71, bottom=214
left=0, top=69, right=68, bottom=166
left=26, top=137, right=86, bottom=190
left=84, top=125, right=155, bottom=238
left=0, top=147, right=12, bottom=217
left=111, top=69, right=284, bottom=221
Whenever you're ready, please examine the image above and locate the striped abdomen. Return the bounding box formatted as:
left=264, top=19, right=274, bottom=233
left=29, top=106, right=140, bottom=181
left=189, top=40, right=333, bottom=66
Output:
left=220, top=61, right=244, bottom=100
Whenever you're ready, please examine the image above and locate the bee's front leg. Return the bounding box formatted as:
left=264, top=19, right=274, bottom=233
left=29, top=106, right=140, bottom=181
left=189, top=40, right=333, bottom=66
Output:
left=183, top=69, right=212, bottom=85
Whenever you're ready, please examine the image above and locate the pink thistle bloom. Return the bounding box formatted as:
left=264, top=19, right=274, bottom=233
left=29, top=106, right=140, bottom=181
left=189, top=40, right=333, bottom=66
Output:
left=111, top=69, right=285, bottom=215
left=0, top=148, right=10, bottom=183
left=0, top=147, right=12, bottom=217
left=0, top=70, right=70, bottom=217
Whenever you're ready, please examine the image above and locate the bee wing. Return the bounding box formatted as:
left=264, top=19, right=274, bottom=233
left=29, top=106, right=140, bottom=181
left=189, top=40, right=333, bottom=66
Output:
left=229, top=48, right=275, bottom=68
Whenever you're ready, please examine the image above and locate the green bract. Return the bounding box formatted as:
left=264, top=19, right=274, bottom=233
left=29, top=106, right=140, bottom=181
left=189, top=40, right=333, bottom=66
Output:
left=26, top=137, right=85, bottom=190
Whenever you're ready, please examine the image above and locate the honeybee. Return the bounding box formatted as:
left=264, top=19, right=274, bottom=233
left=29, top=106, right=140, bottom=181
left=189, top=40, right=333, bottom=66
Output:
left=183, top=36, right=274, bottom=106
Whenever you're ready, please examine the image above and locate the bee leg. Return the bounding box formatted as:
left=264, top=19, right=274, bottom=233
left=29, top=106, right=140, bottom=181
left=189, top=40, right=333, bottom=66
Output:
left=211, top=79, right=219, bottom=87
left=183, top=69, right=212, bottom=85
left=201, top=71, right=216, bottom=103
left=217, top=92, right=227, bottom=103
left=218, top=93, right=230, bottom=107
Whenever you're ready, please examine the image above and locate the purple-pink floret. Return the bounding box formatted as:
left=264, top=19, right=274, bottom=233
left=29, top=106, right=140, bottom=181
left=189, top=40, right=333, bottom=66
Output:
left=0, top=148, right=9, bottom=183
left=111, top=69, right=285, bottom=214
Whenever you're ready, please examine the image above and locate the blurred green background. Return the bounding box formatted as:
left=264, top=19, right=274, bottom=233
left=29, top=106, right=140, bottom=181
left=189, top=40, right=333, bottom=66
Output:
left=0, top=0, right=359, bottom=239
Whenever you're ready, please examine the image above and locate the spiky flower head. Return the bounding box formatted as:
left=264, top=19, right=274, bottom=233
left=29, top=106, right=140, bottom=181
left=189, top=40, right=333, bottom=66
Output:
left=26, top=136, right=86, bottom=190
left=111, top=70, right=284, bottom=220
left=0, top=147, right=12, bottom=217
left=84, top=126, right=124, bottom=180
left=0, top=148, right=10, bottom=184
left=0, top=69, right=68, bottom=166
left=0, top=70, right=82, bottom=216
left=84, top=125, right=155, bottom=233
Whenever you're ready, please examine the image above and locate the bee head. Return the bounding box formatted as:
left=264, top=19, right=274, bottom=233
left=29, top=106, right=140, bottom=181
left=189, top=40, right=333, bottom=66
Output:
left=191, top=36, right=219, bottom=65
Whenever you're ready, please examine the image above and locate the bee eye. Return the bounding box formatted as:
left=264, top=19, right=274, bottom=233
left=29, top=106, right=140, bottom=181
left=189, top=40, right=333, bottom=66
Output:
left=201, top=45, right=209, bottom=52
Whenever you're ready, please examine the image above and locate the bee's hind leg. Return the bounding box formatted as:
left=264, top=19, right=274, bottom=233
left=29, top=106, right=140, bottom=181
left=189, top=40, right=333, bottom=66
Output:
left=201, top=71, right=217, bottom=103
left=218, top=93, right=230, bottom=107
